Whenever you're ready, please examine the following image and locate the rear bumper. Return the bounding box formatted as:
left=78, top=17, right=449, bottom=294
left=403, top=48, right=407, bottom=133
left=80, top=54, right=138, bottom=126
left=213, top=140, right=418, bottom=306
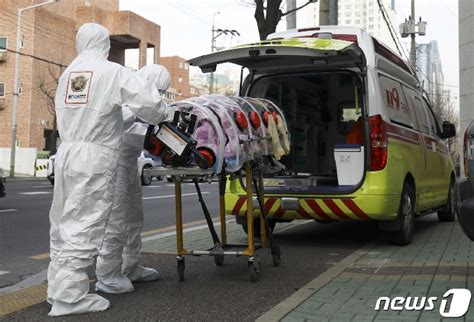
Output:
left=225, top=191, right=400, bottom=222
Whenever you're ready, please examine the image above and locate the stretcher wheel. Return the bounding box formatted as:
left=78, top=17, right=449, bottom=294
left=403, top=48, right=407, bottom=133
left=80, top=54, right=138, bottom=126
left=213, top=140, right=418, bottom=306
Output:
left=214, top=255, right=225, bottom=267
left=177, top=257, right=185, bottom=281
left=248, top=259, right=261, bottom=282
left=272, top=254, right=281, bottom=267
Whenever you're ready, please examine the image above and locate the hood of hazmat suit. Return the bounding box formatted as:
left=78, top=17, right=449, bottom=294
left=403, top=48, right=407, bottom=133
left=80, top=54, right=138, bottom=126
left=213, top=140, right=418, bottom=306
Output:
left=47, top=23, right=167, bottom=316
left=95, top=65, right=171, bottom=293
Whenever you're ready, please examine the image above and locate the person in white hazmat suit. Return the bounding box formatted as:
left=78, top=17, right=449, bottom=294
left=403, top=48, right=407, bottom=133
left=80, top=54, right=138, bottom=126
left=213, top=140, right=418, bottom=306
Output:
left=47, top=23, right=168, bottom=317
left=95, top=65, right=171, bottom=294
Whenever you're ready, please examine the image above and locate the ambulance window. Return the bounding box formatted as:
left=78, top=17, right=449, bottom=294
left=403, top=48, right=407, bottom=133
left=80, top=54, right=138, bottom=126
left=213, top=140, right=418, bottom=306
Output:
left=401, top=86, right=421, bottom=131
left=378, top=75, right=414, bottom=128
left=421, top=99, right=441, bottom=137
left=413, top=97, right=430, bottom=134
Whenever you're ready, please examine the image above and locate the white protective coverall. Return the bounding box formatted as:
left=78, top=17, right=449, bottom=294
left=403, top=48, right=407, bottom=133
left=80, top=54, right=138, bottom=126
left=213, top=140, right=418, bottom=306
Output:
left=47, top=23, right=167, bottom=316
left=95, top=65, right=171, bottom=294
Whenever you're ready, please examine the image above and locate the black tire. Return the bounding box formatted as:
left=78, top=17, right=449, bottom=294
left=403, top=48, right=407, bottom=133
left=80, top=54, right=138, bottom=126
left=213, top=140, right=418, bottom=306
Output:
left=177, top=258, right=185, bottom=282
left=166, top=176, right=173, bottom=183
left=141, top=165, right=153, bottom=186
left=248, top=260, right=261, bottom=282
left=438, top=179, right=456, bottom=222
left=385, top=182, right=415, bottom=246
left=214, top=255, right=225, bottom=267
left=242, top=219, right=276, bottom=237
left=48, top=177, right=54, bottom=186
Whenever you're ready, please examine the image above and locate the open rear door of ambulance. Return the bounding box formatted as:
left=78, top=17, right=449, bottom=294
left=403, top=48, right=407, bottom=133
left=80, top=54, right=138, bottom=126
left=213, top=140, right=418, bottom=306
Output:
left=188, top=37, right=366, bottom=86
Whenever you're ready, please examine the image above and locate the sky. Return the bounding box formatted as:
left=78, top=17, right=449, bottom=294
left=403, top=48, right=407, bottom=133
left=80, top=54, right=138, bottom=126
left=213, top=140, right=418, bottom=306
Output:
left=120, top=0, right=459, bottom=104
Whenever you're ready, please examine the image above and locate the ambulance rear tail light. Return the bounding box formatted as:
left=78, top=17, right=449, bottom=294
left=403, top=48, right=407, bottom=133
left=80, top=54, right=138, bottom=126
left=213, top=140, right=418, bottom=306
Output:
left=369, top=115, right=387, bottom=171
left=464, top=129, right=470, bottom=178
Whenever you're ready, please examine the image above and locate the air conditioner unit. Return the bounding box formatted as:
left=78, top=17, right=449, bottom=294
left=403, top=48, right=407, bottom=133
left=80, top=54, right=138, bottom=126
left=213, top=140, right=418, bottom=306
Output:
left=0, top=51, right=7, bottom=63
left=0, top=98, right=6, bottom=111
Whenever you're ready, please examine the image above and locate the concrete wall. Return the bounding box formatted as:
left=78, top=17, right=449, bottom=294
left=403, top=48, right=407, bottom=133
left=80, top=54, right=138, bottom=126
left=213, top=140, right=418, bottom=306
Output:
left=0, top=147, right=37, bottom=176
left=459, top=0, right=474, bottom=177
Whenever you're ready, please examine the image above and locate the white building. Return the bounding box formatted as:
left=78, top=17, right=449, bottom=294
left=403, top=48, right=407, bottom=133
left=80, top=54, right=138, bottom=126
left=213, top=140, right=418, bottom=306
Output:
left=302, top=0, right=397, bottom=51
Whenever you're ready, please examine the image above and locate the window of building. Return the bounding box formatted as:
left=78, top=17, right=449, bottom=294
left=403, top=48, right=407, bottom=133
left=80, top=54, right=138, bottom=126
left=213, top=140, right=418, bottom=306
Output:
left=178, top=90, right=182, bottom=96
left=345, top=4, right=351, bottom=9
left=184, top=63, right=189, bottom=70
left=354, top=3, right=359, bottom=8
left=355, top=19, right=360, bottom=24
left=0, top=83, right=5, bottom=97
left=345, top=19, right=351, bottom=24
left=179, top=62, right=183, bottom=68
left=178, top=76, right=183, bottom=83
left=345, top=12, right=351, bottom=17
left=369, top=9, right=374, bottom=14
left=190, top=87, right=195, bottom=94
left=369, top=1, right=374, bottom=6
left=355, top=11, right=360, bottom=17
left=369, top=24, right=374, bottom=29
left=0, top=37, right=6, bottom=50
left=369, top=17, right=374, bottom=22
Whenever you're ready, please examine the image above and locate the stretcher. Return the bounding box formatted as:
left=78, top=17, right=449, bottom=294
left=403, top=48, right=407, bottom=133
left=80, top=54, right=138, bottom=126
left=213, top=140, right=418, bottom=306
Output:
left=144, top=95, right=290, bottom=282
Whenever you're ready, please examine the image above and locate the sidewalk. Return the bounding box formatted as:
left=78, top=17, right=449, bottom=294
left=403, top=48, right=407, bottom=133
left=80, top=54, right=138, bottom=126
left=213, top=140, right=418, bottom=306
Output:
left=259, top=218, right=474, bottom=321
left=1, top=216, right=473, bottom=320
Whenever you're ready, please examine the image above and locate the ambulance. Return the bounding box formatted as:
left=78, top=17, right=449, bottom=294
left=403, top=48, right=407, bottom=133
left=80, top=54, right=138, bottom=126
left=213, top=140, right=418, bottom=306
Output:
left=189, top=26, right=456, bottom=245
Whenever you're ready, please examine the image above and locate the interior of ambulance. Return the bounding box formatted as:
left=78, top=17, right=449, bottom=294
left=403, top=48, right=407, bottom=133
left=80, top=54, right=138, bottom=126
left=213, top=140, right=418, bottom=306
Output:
left=247, top=70, right=366, bottom=193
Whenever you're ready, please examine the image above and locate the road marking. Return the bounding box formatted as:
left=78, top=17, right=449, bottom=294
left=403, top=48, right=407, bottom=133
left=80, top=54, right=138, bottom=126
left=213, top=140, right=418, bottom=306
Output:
left=31, top=185, right=52, bottom=189
left=29, top=253, right=49, bottom=260
left=19, top=192, right=52, bottom=195
left=165, top=184, right=175, bottom=187
left=0, top=209, right=17, bottom=213
left=143, top=185, right=163, bottom=188
left=0, top=271, right=10, bottom=277
left=142, top=192, right=210, bottom=200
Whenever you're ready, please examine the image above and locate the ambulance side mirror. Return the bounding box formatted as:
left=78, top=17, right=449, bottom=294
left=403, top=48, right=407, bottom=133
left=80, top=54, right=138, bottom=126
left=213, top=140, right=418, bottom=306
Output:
left=441, top=121, right=456, bottom=139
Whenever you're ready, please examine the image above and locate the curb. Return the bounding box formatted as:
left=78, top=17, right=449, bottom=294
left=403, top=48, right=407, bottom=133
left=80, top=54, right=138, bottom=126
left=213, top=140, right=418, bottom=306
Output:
left=256, top=243, right=375, bottom=322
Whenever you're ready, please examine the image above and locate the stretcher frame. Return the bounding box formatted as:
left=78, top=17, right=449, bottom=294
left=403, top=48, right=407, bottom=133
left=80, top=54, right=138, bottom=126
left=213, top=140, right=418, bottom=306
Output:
left=145, top=163, right=281, bottom=282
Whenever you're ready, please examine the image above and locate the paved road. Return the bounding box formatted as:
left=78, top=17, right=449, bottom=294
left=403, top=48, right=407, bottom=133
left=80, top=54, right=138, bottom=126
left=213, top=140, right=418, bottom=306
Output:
left=2, top=219, right=380, bottom=321
left=0, top=178, right=219, bottom=289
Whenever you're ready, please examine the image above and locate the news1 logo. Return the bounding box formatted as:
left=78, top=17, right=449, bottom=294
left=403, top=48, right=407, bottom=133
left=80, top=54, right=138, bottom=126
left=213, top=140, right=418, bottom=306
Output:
left=375, top=289, right=472, bottom=318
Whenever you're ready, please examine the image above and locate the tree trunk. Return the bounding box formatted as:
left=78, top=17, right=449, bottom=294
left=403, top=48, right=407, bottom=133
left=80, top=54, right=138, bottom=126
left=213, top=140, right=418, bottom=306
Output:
left=254, top=0, right=283, bottom=40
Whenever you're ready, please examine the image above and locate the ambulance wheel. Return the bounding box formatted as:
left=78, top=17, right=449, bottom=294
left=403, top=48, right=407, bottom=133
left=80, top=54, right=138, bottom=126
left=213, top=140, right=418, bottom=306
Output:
left=141, top=165, right=153, bottom=186
left=385, top=182, right=415, bottom=246
left=214, top=255, right=225, bottom=267
left=177, top=257, right=185, bottom=281
left=248, top=258, right=261, bottom=282
left=438, top=179, right=456, bottom=222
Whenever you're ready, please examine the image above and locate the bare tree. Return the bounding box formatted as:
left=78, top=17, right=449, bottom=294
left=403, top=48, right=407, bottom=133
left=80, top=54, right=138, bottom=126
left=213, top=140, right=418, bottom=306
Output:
left=240, top=0, right=317, bottom=40
left=39, top=64, right=64, bottom=155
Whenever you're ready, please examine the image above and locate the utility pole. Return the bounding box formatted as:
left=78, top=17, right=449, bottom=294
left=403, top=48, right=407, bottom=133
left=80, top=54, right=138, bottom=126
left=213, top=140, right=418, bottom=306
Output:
left=286, top=0, right=297, bottom=30
left=209, top=12, right=240, bottom=95
left=209, top=11, right=219, bottom=95
left=10, top=0, right=59, bottom=178
left=399, top=0, right=427, bottom=72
